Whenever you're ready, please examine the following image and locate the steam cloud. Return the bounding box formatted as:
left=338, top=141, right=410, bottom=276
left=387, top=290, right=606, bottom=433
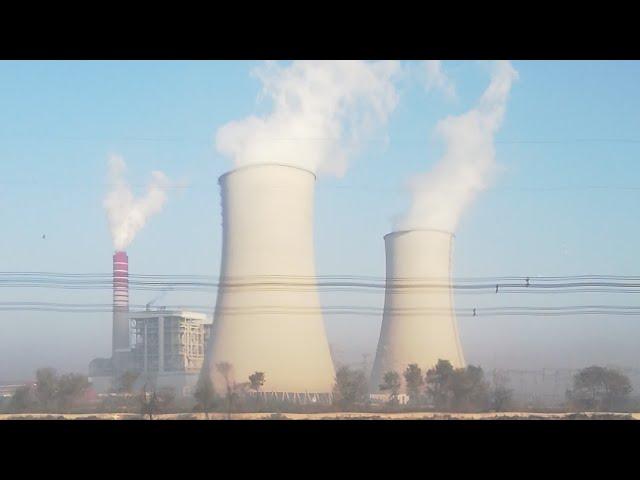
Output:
left=103, top=155, right=170, bottom=251
left=216, top=60, right=400, bottom=177
left=424, top=60, right=456, bottom=99
left=397, top=60, right=518, bottom=232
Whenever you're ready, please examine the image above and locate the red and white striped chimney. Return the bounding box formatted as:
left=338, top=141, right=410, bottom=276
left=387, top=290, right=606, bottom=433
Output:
left=112, top=251, right=130, bottom=356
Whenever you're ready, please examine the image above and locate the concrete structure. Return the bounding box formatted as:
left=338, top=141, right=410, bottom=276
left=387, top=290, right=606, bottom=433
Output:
left=131, top=310, right=212, bottom=396
left=203, top=164, right=335, bottom=397
left=88, top=251, right=132, bottom=386
left=370, top=229, right=465, bottom=393
left=112, top=251, right=131, bottom=374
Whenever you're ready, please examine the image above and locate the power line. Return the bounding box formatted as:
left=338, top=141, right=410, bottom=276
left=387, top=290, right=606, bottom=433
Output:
left=1, top=273, right=640, bottom=295
left=1, top=302, right=639, bottom=317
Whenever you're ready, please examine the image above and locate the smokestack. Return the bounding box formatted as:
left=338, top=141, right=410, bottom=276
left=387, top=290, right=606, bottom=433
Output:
left=112, top=251, right=129, bottom=360
left=203, top=164, right=335, bottom=395
left=370, top=229, right=465, bottom=393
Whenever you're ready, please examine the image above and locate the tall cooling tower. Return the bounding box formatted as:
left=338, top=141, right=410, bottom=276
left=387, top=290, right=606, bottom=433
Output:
left=370, top=229, right=465, bottom=393
left=204, top=164, right=335, bottom=394
left=112, top=251, right=129, bottom=360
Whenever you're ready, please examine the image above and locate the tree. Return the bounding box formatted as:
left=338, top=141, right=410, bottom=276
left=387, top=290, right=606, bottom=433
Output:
left=140, top=383, right=158, bottom=420
left=248, top=371, right=266, bottom=404
left=403, top=364, right=424, bottom=405
left=449, top=365, right=489, bottom=411
left=426, top=360, right=489, bottom=412
left=8, top=385, right=34, bottom=412
left=56, top=373, right=90, bottom=410
left=425, top=360, right=455, bottom=409
left=379, top=371, right=402, bottom=405
left=116, top=371, right=139, bottom=394
left=490, top=372, right=514, bottom=412
left=35, top=368, right=58, bottom=411
left=216, top=362, right=237, bottom=419
left=333, top=366, right=368, bottom=408
left=567, top=366, right=632, bottom=411
left=194, top=374, right=217, bottom=419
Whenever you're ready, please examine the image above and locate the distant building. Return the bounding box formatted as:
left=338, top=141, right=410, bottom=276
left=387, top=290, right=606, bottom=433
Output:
left=89, top=309, right=212, bottom=397
left=131, top=310, right=212, bottom=396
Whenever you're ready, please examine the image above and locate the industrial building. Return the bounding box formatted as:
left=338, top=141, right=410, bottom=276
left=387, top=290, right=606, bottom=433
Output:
left=131, top=310, right=212, bottom=395
left=88, top=248, right=213, bottom=396
left=370, top=229, right=465, bottom=393
left=202, top=164, right=336, bottom=399
left=90, top=309, right=212, bottom=396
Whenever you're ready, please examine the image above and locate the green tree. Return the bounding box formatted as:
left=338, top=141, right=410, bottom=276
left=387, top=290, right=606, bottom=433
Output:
left=403, top=364, right=424, bottom=405
left=426, top=360, right=489, bottom=411
left=333, top=366, right=368, bottom=408
left=35, top=368, right=58, bottom=411
left=425, top=360, right=455, bottom=409
left=194, top=374, right=217, bottom=419
left=567, top=366, right=632, bottom=411
left=56, top=373, right=90, bottom=410
left=490, top=372, right=513, bottom=412
left=248, top=371, right=266, bottom=404
left=449, top=365, right=489, bottom=411
left=379, top=371, right=402, bottom=405
left=8, top=385, right=34, bottom=413
left=216, top=362, right=237, bottom=419
left=140, top=384, right=158, bottom=420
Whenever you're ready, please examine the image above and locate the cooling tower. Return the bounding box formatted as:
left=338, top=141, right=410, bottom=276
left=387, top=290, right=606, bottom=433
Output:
left=203, top=164, right=335, bottom=394
left=112, top=251, right=129, bottom=359
left=370, top=229, right=465, bottom=393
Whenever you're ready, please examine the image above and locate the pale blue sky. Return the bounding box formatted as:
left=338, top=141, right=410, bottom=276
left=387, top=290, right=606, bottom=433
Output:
left=1, top=60, right=639, bottom=380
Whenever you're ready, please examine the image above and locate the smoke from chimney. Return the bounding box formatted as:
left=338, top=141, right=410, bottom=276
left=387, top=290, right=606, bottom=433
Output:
left=103, top=155, right=170, bottom=251
left=396, top=61, right=518, bottom=233
left=215, top=60, right=400, bottom=177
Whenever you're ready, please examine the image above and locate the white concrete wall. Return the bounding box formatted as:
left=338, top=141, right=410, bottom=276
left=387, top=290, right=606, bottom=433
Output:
left=370, top=230, right=465, bottom=393
left=204, top=164, right=335, bottom=394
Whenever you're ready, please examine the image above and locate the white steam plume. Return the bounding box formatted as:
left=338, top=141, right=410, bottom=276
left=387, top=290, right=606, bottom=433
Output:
left=216, top=60, right=400, bottom=177
left=103, top=155, right=170, bottom=251
left=397, top=60, right=518, bottom=232
left=424, top=60, right=456, bottom=99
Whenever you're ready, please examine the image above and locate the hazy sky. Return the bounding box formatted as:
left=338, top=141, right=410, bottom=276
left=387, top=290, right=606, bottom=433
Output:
left=1, top=60, right=639, bottom=380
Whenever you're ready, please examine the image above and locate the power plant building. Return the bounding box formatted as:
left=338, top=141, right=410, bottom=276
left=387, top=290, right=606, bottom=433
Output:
left=131, top=310, right=212, bottom=395
left=90, top=309, right=212, bottom=396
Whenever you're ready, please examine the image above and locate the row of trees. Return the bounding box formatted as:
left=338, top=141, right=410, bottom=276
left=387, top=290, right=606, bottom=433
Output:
left=7, top=368, right=90, bottom=412
left=4, top=362, right=634, bottom=415
left=333, top=359, right=513, bottom=411
left=103, top=362, right=640, bottom=415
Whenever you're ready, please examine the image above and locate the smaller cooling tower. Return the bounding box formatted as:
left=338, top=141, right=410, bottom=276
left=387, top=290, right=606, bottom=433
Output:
left=112, top=251, right=129, bottom=358
left=370, top=229, right=465, bottom=393
left=203, top=164, right=336, bottom=395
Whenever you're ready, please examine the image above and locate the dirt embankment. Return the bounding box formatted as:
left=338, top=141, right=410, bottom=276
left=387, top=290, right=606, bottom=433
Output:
left=0, top=412, right=636, bottom=420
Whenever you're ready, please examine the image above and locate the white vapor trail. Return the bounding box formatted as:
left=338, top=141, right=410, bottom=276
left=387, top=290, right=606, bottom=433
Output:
left=103, top=155, right=170, bottom=251
left=397, top=60, right=518, bottom=233
left=215, top=60, right=400, bottom=177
